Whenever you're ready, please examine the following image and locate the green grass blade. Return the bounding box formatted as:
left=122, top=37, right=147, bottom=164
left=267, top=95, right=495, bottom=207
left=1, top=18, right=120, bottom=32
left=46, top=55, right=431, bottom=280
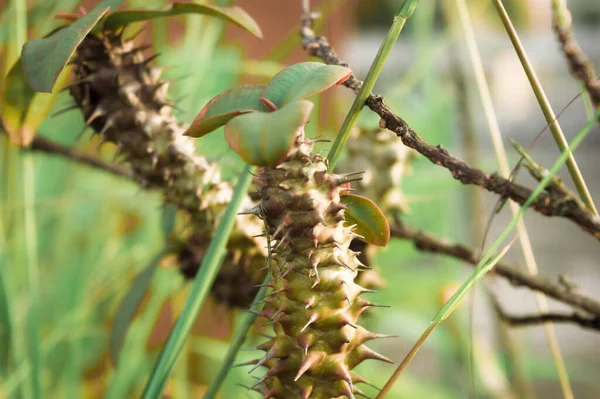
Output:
left=23, top=154, right=41, bottom=399
left=204, top=273, right=271, bottom=399
left=109, top=250, right=165, bottom=366
left=492, top=0, right=597, bottom=216
left=141, top=165, right=256, bottom=399
left=0, top=214, right=11, bottom=378
left=326, top=0, right=420, bottom=170
left=377, top=109, right=599, bottom=398
left=11, top=0, right=42, bottom=397
left=453, top=0, right=572, bottom=395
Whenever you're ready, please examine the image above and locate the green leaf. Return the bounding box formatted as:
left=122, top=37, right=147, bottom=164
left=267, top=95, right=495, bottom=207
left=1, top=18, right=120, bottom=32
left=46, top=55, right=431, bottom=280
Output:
left=225, top=100, right=313, bottom=166
left=186, top=63, right=351, bottom=138
left=160, top=205, right=178, bottom=242
left=0, top=58, right=71, bottom=145
left=341, top=194, right=390, bottom=246
left=21, top=0, right=122, bottom=93
left=184, top=85, right=268, bottom=138
left=103, top=2, right=262, bottom=39
left=142, top=165, right=256, bottom=398
left=263, top=62, right=351, bottom=108
left=109, top=251, right=163, bottom=366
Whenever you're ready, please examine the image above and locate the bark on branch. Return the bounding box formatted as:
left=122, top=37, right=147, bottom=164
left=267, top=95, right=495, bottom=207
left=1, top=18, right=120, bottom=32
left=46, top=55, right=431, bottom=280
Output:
left=390, top=221, right=600, bottom=318
left=27, top=135, right=132, bottom=179
left=491, top=294, right=600, bottom=332
left=300, top=10, right=600, bottom=241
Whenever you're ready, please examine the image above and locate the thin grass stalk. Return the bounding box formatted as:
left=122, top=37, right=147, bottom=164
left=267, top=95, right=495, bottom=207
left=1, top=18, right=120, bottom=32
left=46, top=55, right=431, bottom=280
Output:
left=141, top=165, right=256, bottom=399
left=326, top=0, right=420, bottom=170
left=378, top=246, right=513, bottom=399
left=204, top=274, right=271, bottom=399
left=378, top=109, right=600, bottom=398
left=23, top=154, right=41, bottom=399
left=491, top=0, right=597, bottom=216
left=11, top=0, right=42, bottom=397
left=454, top=1, right=573, bottom=397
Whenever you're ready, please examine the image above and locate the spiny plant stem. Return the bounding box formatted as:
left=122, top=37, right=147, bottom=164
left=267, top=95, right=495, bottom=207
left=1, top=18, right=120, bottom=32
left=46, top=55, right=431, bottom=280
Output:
left=141, top=165, right=256, bottom=399
left=491, top=0, right=597, bottom=216
left=204, top=274, right=271, bottom=399
left=378, top=110, right=599, bottom=398
left=454, top=1, right=572, bottom=397
left=326, top=0, right=420, bottom=170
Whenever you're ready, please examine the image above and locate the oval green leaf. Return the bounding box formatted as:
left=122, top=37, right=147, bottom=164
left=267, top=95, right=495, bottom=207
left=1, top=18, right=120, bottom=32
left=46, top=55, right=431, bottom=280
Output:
left=184, top=85, right=269, bottom=138
left=224, top=100, right=313, bottom=166
left=341, top=194, right=390, bottom=247
left=263, top=62, right=352, bottom=108
left=21, top=0, right=122, bottom=93
left=103, top=2, right=262, bottom=39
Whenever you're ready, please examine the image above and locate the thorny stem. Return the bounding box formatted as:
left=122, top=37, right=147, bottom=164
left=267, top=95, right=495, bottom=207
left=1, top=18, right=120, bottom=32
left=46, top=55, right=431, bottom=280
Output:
left=300, top=11, right=600, bottom=241
left=552, top=0, right=600, bottom=116
left=492, top=0, right=596, bottom=218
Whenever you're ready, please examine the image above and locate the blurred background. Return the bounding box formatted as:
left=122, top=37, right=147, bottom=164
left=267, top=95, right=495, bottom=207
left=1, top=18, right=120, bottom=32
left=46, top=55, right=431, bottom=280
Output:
left=1, top=0, right=600, bottom=398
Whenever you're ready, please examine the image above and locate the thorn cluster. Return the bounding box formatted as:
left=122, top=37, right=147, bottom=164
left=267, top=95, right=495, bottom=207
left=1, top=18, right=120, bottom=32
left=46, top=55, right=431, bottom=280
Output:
left=69, top=31, right=265, bottom=306
left=244, top=129, right=391, bottom=398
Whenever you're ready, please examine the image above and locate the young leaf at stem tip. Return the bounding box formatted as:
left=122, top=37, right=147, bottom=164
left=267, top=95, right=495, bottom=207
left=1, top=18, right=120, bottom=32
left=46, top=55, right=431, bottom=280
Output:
left=184, top=62, right=351, bottom=138
left=224, top=100, right=314, bottom=166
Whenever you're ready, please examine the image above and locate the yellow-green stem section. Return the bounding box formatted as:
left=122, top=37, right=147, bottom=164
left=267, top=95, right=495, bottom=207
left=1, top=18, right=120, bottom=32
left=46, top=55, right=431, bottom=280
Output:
left=141, top=165, right=256, bottom=399
left=492, top=0, right=597, bottom=216
left=327, top=0, right=420, bottom=170
left=12, top=1, right=41, bottom=397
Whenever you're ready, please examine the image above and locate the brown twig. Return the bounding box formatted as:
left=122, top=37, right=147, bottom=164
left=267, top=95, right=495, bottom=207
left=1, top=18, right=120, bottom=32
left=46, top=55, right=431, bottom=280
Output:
left=491, top=294, right=600, bottom=332
left=25, top=134, right=132, bottom=179
left=300, top=10, right=600, bottom=241
left=552, top=3, right=600, bottom=113
left=390, top=220, right=600, bottom=318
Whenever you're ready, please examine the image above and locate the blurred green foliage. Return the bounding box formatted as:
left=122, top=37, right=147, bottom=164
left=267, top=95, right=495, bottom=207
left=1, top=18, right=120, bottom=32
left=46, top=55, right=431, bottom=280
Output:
left=1, top=0, right=600, bottom=398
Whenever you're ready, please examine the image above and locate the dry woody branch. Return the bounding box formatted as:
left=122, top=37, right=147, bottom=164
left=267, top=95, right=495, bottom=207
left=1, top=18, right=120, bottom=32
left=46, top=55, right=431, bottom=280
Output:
left=300, top=10, right=600, bottom=241
left=390, top=220, right=600, bottom=325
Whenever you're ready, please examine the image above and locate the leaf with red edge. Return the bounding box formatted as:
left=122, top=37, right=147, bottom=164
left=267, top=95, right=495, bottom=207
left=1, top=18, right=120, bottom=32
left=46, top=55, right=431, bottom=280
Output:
left=225, top=100, right=313, bottom=166
left=341, top=194, right=390, bottom=247
left=21, top=0, right=122, bottom=93
left=103, top=2, right=263, bottom=39
left=184, top=85, right=269, bottom=138
left=263, top=62, right=352, bottom=108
